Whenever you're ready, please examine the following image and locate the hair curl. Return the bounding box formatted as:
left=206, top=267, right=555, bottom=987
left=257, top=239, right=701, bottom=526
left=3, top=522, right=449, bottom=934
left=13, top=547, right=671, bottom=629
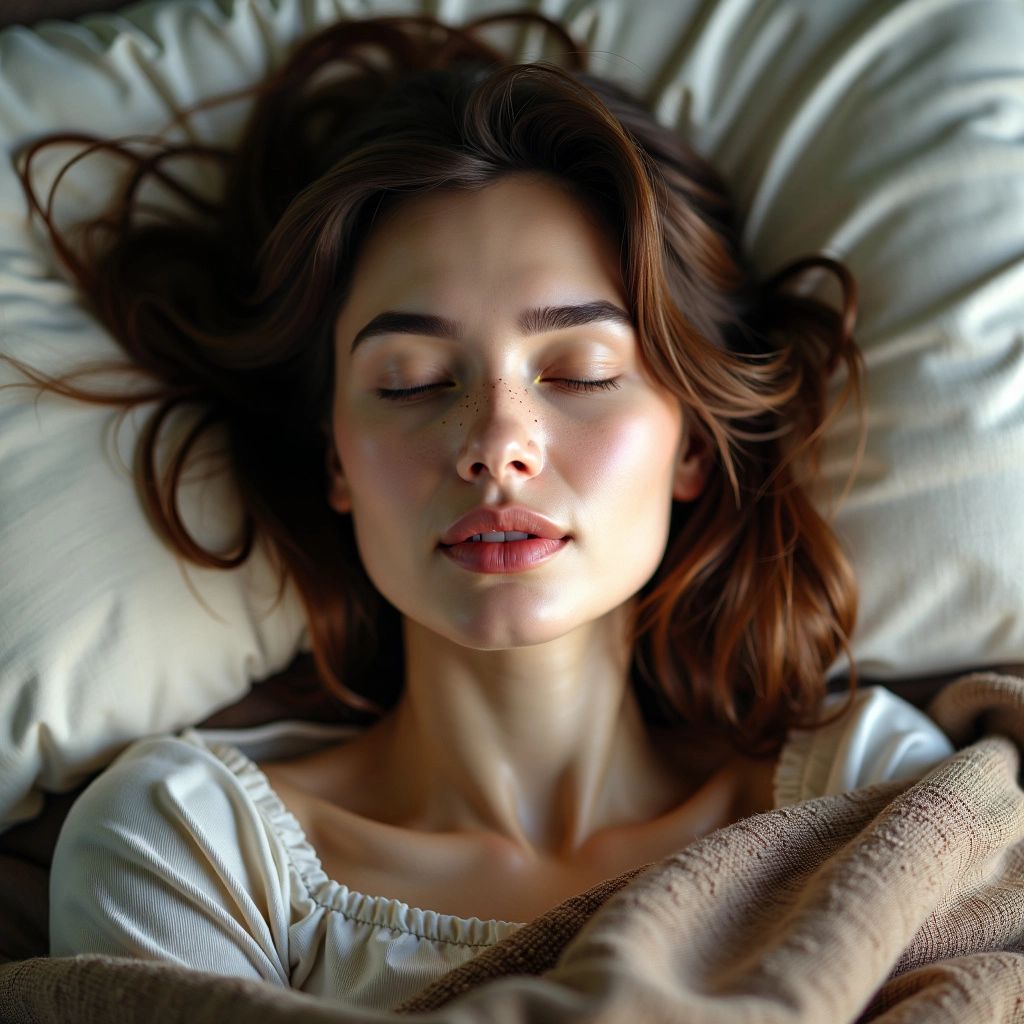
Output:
left=3, top=11, right=866, bottom=757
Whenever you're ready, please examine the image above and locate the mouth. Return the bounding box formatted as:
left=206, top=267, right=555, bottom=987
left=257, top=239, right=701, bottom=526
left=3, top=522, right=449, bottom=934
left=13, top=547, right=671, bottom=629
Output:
left=443, top=531, right=543, bottom=545
left=439, top=534, right=569, bottom=573
left=438, top=506, right=570, bottom=547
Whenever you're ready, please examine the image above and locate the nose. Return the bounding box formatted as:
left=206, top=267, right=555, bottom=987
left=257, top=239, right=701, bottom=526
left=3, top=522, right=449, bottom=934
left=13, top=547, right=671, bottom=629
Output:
left=455, top=381, right=543, bottom=485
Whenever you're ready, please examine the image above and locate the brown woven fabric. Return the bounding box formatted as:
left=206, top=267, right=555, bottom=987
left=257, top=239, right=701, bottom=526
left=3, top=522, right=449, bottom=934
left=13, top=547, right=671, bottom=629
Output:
left=393, top=863, right=652, bottom=1010
left=1, top=671, right=1022, bottom=1023
left=0, top=955, right=380, bottom=1024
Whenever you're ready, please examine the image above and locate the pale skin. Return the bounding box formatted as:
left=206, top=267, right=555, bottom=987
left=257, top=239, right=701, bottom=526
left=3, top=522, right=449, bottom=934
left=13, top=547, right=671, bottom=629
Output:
left=260, top=172, right=777, bottom=922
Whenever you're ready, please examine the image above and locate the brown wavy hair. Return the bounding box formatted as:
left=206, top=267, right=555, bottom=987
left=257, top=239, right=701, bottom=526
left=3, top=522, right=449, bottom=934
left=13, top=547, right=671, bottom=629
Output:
left=2, top=10, right=866, bottom=756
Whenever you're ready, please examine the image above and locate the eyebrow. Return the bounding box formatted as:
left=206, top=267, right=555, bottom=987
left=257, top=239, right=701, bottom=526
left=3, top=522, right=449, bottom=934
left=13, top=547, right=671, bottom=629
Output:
left=349, top=300, right=634, bottom=354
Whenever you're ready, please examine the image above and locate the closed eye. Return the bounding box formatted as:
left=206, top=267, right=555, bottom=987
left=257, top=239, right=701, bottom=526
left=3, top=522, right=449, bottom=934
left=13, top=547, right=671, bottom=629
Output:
left=556, top=377, right=622, bottom=394
left=375, top=382, right=448, bottom=401
left=375, top=378, right=622, bottom=402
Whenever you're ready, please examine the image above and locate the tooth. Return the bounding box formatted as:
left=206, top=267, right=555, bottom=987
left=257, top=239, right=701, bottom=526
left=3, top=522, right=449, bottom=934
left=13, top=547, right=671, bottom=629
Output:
left=480, top=531, right=505, bottom=542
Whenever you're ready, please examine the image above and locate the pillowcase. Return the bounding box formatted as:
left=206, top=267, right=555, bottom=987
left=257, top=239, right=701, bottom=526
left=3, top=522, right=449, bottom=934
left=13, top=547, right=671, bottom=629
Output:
left=1, top=0, right=1023, bottom=831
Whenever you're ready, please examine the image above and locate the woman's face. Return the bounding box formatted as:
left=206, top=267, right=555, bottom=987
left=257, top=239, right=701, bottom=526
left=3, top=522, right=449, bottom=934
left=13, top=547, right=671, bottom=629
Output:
left=328, top=173, right=708, bottom=649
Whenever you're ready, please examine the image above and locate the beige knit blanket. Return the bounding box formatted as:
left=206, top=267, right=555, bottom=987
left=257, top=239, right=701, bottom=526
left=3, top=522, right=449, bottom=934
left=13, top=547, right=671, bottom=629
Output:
left=2, top=671, right=1023, bottom=1023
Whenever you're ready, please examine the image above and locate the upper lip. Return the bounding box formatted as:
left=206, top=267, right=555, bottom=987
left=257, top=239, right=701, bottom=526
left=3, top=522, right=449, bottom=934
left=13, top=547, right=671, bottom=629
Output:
left=439, top=506, right=570, bottom=546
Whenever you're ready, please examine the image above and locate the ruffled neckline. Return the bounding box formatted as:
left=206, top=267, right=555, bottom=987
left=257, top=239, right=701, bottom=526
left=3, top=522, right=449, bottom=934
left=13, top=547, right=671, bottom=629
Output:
left=179, top=727, right=528, bottom=946
left=181, top=693, right=865, bottom=942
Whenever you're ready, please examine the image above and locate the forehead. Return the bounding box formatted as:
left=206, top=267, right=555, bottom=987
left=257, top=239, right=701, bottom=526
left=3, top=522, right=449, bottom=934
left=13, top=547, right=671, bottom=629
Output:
left=339, top=174, right=626, bottom=330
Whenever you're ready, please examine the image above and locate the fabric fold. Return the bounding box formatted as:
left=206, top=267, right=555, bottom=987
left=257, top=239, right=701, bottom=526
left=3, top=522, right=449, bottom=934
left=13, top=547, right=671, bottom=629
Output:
left=4, top=671, right=1023, bottom=1022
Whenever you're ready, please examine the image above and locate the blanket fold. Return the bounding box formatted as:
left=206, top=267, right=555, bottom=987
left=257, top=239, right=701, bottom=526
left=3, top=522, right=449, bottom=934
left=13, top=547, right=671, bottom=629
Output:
left=2, top=671, right=1022, bottom=1023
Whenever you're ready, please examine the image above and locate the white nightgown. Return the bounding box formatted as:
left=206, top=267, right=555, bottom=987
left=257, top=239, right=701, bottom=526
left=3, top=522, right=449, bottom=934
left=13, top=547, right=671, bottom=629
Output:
left=49, top=685, right=955, bottom=1012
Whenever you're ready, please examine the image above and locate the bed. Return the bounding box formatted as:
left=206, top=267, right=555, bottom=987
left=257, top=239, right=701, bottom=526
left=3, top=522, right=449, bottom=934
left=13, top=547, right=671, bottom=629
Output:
left=1, top=0, right=1023, bottom=1019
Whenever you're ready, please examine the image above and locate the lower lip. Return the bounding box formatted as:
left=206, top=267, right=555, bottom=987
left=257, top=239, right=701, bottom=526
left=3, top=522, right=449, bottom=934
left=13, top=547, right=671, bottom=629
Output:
left=439, top=538, right=569, bottom=574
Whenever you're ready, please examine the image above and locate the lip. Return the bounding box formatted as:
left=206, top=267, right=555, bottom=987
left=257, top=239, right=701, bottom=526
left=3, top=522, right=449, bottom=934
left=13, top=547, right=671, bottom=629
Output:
left=439, top=505, right=570, bottom=547
left=440, top=536, right=569, bottom=574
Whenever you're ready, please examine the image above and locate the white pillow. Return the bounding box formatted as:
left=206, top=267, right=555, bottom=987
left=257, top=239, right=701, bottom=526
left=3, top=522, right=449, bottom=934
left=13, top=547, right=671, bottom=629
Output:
left=1, top=0, right=1022, bottom=831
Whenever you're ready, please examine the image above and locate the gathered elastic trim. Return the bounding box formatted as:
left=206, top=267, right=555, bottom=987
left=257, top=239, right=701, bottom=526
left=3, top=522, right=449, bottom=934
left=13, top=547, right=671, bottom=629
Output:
left=180, top=728, right=526, bottom=947
left=774, top=720, right=819, bottom=808
left=773, top=688, right=869, bottom=807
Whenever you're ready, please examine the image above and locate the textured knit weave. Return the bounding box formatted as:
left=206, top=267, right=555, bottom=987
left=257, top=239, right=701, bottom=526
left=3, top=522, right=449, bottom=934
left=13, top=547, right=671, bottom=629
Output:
left=42, top=685, right=949, bottom=1010
left=1, top=671, right=1022, bottom=1022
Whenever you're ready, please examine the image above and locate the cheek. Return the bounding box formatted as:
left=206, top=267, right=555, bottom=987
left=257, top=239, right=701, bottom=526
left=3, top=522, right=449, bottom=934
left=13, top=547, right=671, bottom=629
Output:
left=336, top=418, right=435, bottom=505
left=570, top=403, right=680, bottom=495
left=332, top=425, right=421, bottom=596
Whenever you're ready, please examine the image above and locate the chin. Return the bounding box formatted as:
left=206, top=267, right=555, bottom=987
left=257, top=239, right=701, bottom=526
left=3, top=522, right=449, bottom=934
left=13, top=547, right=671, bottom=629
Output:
left=442, top=599, right=615, bottom=652
left=448, top=620, right=569, bottom=651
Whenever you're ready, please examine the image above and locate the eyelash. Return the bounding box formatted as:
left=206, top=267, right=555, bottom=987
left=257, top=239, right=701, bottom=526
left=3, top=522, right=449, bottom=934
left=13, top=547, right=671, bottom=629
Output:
left=375, top=378, right=623, bottom=402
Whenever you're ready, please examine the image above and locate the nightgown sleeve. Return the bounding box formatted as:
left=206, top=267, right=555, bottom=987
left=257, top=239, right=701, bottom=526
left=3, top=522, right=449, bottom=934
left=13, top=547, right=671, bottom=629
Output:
left=774, top=685, right=957, bottom=806
left=49, top=734, right=292, bottom=986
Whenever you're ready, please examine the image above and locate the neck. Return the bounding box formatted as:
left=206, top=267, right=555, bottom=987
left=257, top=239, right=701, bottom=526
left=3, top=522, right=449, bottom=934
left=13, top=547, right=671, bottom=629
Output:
left=365, top=601, right=690, bottom=862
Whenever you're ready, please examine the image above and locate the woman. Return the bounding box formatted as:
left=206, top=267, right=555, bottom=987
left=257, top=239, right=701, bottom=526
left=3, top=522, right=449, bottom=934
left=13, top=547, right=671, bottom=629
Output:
left=5, top=8, right=929, bottom=1013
